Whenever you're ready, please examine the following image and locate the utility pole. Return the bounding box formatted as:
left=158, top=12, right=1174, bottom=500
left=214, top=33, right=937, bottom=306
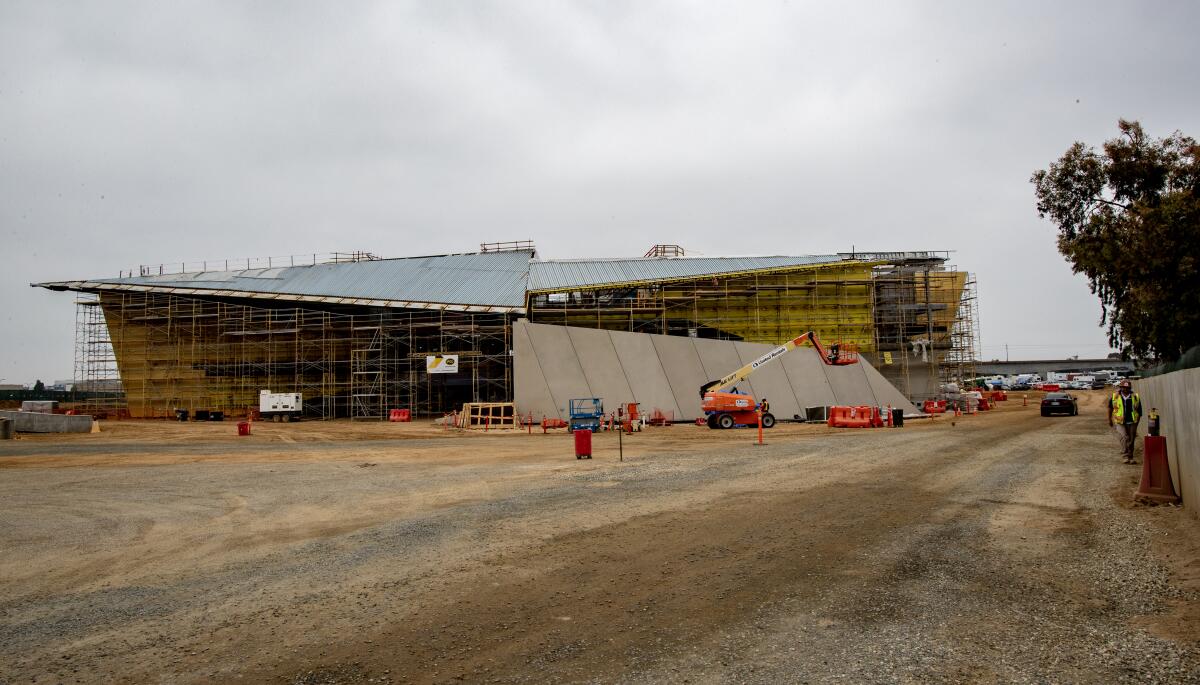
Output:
left=1005, top=344, right=1009, bottom=362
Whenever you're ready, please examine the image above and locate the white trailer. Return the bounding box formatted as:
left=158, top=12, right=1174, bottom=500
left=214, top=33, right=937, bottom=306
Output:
left=259, top=390, right=302, bottom=422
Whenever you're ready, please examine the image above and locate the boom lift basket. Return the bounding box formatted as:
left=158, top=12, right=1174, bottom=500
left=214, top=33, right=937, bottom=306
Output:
left=825, top=342, right=859, bottom=366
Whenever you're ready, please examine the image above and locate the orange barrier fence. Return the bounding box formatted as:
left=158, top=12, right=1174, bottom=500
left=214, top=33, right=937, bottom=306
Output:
left=648, top=409, right=673, bottom=426
left=827, top=405, right=883, bottom=428
left=541, top=417, right=568, bottom=433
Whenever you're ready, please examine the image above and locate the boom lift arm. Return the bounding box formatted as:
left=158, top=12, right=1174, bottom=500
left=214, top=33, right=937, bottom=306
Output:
left=699, top=331, right=855, bottom=397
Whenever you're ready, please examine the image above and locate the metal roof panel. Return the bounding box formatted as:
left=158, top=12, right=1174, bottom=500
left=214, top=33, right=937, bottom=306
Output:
left=527, top=255, right=847, bottom=291
left=47, top=251, right=534, bottom=308
left=34, top=252, right=875, bottom=308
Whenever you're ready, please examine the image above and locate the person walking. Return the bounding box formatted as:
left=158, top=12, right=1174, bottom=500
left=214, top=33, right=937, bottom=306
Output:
left=1107, top=379, right=1142, bottom=464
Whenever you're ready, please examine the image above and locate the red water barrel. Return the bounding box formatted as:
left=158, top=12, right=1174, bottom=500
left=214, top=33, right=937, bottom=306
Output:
left=574, top=429, right=592, bottom=459
left=237, top=421, right=251, bottom=436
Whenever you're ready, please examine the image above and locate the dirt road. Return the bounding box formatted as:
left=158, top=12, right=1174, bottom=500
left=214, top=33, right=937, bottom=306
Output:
left=2, top=392, right=1197, bottom=683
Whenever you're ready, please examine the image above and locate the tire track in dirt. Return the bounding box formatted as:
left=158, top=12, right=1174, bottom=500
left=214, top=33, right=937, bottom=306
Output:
left=259, top=421, right=1038, bottom=684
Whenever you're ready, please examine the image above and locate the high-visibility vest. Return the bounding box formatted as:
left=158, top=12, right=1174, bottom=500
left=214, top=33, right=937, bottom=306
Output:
left=1111, top=392, right=1141, bottom=423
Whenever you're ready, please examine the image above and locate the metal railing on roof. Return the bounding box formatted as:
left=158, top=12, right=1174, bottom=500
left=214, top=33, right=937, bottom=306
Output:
left=838, top=251, right=950, bottom=263
left=122, top=251, right=382, bottom=279
left=480, top=240, right=536, bottom=254
left=644, top=244, right=687, bottom=258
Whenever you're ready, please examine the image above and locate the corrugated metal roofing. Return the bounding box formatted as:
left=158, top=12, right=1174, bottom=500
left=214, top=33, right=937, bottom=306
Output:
left=39, top=251, right=534, bottom=310
left=35, top=252, right=870, bottom=310
left=527, top=255, right=846, bottom=291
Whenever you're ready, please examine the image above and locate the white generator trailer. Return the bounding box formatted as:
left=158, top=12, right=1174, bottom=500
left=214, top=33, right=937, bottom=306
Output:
left=259, top=390, right=302, bottom=422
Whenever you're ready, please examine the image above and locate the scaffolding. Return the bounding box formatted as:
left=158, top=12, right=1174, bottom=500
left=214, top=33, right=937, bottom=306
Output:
left=527, top=262, right=878, bottom=350
left=94, top=292, right=512, bottom=419
left=869, top=257, right=977, bottom=399
left=72, top=295, right=127, bottom=416
left=527, top=254, right=977, bottom=401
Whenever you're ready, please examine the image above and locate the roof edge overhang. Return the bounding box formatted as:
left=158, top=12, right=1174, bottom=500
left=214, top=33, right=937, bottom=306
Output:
left=31, top=281, right=524, bottom=314
left=525, top=259, right=886, bottom=294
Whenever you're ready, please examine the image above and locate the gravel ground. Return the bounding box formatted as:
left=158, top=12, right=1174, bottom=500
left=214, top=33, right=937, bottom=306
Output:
left=0, top=392, right=1197, bottom=684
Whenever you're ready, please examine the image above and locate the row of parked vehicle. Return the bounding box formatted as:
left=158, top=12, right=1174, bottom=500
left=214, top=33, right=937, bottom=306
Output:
left=1035, top=379, right=1109, bottom=391
left=978, top=374, right=1132, bottom=392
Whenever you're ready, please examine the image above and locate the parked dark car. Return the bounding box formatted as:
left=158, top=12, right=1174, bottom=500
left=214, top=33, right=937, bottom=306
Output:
left=1090, top=380, right=1107, bottom=389
left=1041, top=392, right=1078, bottom=416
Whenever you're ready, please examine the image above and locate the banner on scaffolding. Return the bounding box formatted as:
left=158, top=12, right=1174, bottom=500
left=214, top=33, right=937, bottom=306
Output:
left=426, top=355, right=459, bottom=374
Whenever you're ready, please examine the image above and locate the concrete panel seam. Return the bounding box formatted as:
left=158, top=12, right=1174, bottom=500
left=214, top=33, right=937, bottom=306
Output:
left=653, top=341, right=688, bottom=416
left=520, top=323, right=562, bottom=419
left=608, top=330, right=640, bottom=409
left=563, top=327, right=596, bottom=398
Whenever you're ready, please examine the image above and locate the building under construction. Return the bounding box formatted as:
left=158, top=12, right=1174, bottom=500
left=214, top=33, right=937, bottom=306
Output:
left=37, top=243, right=977, bottom=419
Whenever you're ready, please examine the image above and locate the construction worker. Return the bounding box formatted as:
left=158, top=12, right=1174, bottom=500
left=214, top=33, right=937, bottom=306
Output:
left=1107, top=379, right=1142, bottom=464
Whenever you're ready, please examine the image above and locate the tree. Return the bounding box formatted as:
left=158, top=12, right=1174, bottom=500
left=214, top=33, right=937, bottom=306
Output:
left=33, top=379, right=45, bottom=392
left=1031, top=120, right=1200, bottom=362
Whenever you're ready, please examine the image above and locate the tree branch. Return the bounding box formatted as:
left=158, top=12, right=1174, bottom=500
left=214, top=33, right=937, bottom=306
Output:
left=1093, top=197, right=1131, bottom=210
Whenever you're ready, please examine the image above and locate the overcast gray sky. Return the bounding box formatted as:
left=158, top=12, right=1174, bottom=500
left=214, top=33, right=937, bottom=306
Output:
left=3, top=1, right=1198, bottom=384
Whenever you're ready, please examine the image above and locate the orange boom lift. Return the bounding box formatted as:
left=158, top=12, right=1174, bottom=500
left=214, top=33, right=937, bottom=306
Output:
left=699, top=331, right=858, bottom=429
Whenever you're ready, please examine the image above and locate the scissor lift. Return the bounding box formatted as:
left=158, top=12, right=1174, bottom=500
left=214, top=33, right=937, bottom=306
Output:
left=568, top=397, right=604, bottom=433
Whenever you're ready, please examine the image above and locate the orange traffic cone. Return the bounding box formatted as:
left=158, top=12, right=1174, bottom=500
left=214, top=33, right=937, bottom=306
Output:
left=1135, top=436, right=1180, bottom=504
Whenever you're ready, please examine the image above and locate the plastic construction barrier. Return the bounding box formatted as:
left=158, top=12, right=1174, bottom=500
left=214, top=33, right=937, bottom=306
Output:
left=977, top=398, right=992, bottom=411
left=991, top=390, right=1008, bottom=402
left=922, top=399, right=948, bottom=414
left=389, top=408, right=412, bottom=422
left=827, top=405, right=880, bottom=428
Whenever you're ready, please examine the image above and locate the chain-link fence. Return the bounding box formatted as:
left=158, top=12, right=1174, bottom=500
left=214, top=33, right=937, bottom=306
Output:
left=1142, top=344, right=1200, bottom=377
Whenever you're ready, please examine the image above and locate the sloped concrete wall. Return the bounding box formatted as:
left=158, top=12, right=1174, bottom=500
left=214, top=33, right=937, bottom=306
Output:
left=610, top=331, right=681, bottom=420
left=514, top=321, right=917, bottom=421
left=651, top=335, right=708, bottom=418
left=1135, top=370, right=1200, bottom=511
